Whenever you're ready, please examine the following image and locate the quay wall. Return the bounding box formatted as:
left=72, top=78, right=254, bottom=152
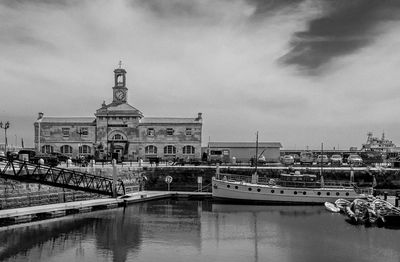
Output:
left=1, top=165, right=400, bottom=209
left=141, top=166, right=400, bottom=192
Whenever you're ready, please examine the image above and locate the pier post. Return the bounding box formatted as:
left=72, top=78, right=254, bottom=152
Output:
left=216, top=163, right=220, bottom=179
left=112, top=159, right=117, bottom=198
left=395, top=192, right=399, bottom=207
left=384, top=192, right=388, bottom=201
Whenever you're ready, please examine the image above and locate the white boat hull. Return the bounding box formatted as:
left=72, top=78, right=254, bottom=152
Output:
left=212, top=177, right=367, bottom=204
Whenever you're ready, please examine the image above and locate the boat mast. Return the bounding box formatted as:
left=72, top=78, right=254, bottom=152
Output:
left=320, top=142, right=323, bottom=177
left=320, top=142, right=325, bottom=187
left=255, top=131, right=259, bottom=174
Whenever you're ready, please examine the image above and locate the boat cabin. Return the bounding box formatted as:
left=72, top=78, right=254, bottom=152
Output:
left=279, top=172, right=318, bottom=188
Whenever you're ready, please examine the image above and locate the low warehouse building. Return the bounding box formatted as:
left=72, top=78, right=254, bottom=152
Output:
left=206, top=142, right=282, bottom=163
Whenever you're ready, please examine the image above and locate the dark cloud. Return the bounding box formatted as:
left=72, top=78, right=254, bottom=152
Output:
left=281, top=0, right=400, bottom=73
left=134, top=0, right=305, bottom=24
left=246, top=0, right=304, bottom=19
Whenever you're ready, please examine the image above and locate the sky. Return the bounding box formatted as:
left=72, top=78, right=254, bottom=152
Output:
left=1, top=0, right=400, bottom=150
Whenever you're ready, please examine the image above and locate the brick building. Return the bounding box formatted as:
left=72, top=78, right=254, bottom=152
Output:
left=34, top=65, right=203, bottom=161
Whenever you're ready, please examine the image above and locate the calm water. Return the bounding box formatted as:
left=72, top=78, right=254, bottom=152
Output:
left=0, top=200, right=399, bottom=262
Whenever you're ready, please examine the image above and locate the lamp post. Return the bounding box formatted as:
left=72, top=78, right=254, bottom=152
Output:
left=0, top=121, right=10, bottom=152
left=106, top=108, right=109, bottom=162
left=37, top=112, right=44, bottom=152
left=77, top=128, right=85, bottom=159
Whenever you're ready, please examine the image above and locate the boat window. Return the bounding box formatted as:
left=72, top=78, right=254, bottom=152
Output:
left=248, top=188, right=252, bottom=191
left=303, top=191, right=306, bottom=195
left=271, top=190, right=275, bottom=193
left=345, top=192, right=349, bottom=196
left=317, top=192, right=321, bottom=195
left=227, top=185, right=230, bottom=188
left=235, top=186, right=238, bottom=189
left=336, top=192, right=340, bottom=196
left=294, top=191, right=297, bottom=195
left=257, top=188, right=261, bottom=192
left=280, top=190, right=284, bottom=194
left=327, top=192, right=330, bottom=196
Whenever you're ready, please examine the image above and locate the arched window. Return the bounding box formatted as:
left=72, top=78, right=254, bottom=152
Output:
left=41, top=145, right=53, bottom=154
left=182, top=145, right=195, bottom=155
left=79, top=145, right=91, bottom=154
left=60, top=145, right=73, bottom=154
left=145, top=145, right=157, bottom=155
left=164, top=145, right=176, bottom=155
left=111, top=134, right=124, bottom=140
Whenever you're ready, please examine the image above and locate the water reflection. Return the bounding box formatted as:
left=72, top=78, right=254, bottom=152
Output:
left=202, top=203, right=400, bottom=262
left=0, top=200, right=399, bottom=262
left=0, top=207, right=143, bottom=262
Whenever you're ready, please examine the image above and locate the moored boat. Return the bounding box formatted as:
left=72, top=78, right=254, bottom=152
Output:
left=212, top=171, right=372, bottom=205
left=334, top=199, right=352, bottom=212
left=212, top=134, right=372, bottom=205
left=325, top=202, right=340, bottom=213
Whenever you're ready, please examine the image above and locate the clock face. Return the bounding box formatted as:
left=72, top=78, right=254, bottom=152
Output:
left=115, top=90, right=125, bottom=101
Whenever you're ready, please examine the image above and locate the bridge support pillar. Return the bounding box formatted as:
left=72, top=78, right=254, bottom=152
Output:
left=112, top=159, right=118, bottom=198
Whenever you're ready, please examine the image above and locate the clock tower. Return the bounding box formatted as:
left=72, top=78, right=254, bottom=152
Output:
left=112, top=61, right=128, bottom=104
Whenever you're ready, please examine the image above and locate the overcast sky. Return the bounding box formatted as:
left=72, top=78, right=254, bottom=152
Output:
left=1, top=0, right=400, bottom=150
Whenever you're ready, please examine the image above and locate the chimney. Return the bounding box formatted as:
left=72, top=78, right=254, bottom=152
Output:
left=196, top=112, right=203, bottom=121
left=38, top=112, right=44, bottom=120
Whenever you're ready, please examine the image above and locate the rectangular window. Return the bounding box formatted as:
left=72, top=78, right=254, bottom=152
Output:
left=62, top=128, right=70, bottom=137
left=147, top=128, right=155, bottom=136
left=43, top=129, right=50, bottom=137
left=210, top=150, right=222, bottom=155
left=166, top=128, right=174, bottom=136
left=185, top=128, right=192, bottom=136
left=80, top=127, right=88, bottom=136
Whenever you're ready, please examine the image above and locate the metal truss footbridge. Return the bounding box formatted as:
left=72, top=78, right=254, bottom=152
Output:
left=0, top=156, right=125, bottom=197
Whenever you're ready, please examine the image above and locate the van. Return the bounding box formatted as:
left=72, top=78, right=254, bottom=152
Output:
left=18, top=149, right=59, bottom=167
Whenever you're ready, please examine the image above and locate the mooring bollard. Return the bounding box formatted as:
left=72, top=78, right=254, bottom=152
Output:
left=384, top=192, right=388, bottom=201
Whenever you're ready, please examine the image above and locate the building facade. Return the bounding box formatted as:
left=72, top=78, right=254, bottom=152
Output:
left=34, top=66, right=203, bottom=161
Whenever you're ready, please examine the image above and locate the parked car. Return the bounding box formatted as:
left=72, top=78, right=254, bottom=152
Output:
left=316, top=155, right=329, bottom=165
left=281, top=155, right=295, bottom=165
left=360, top=151, right=383, bottom=166
left=50, top=152, right=70, bottom=162
left=6, top=151, right=19, bottom=160
left=292, top=154, right=300, bottom=163
left=347, top=154, right=363, bottom=166
left=300, top=151, right=314, bottom=165
left=330, top=154, right=343, bottom=166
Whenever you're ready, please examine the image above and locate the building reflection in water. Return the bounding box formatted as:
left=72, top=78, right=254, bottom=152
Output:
left=0, top=200, right=205, bottom=262
left=1, top=201, right=399, bottom=262
left=0, top=206, right=144, bottom=262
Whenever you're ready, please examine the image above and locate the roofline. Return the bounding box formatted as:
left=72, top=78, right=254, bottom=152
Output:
left=208, top=142, right=282, bottom=148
